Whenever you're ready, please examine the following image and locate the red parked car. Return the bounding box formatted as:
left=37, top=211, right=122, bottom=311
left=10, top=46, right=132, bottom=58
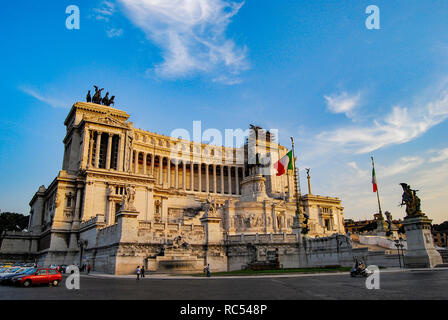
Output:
left=12, top=268, right=62, bottom=287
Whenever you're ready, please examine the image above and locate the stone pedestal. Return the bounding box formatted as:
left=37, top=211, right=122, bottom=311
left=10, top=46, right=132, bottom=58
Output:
left=116, top=210, right=139, bottom=243
left=200, top=214, right=223, bottom=245
left=375, top=218, right=388, bottom=237
left=403, top=215, right=443, bottom=268
left=240, top=174, right=267, bottom=202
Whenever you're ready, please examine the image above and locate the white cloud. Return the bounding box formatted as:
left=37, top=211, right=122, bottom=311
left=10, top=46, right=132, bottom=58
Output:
left=107, top=28, right=124, bottom=38
left=324, top=91, right=361, bottom=117
left=93, top=1, right=116, bottom=21
left=379, top=156, right=425, bottom=178
left=19, top=87, right=70, bottom=109
left=429, top=148, right=448, bottom=163
left=317, top=89, right=448, bottom=154
left=117, top=0, right=248, bottom=80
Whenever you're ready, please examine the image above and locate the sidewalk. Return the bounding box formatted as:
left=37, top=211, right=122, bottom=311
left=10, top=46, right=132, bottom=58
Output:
left=80, top=267, right=448, bottom=280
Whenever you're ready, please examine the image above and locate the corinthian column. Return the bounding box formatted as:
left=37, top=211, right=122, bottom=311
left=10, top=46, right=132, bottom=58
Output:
left=191, top=163, right=194, bottom=191
left=118, top=134, right=124, bottom=171
left=183, top=162, right=186, bottom=190
left=159, top=156, right=163, bottom=185
left=143, top=153, right=147, bottom=175
left=236, top=166, right=239, bottom=195
left=106, top=133, right=113, bottom=170
left=151, top=154, right=155, bottom=176
left=94, top=132, right=101, bottom=168
left=81, top=128, right=90, bottom=169
left=228, top=166, right=232, bottom=195
left=167, top=158, right=171, bottom=188
left=221, top=166, right=225, bottom=195
left=175, top=160, right=179, bottom=189
left=213, top=165, right=217, bottom=193
left=198, top=163, right=202, bottom=192
left=206, top=164, right=209, bottom=193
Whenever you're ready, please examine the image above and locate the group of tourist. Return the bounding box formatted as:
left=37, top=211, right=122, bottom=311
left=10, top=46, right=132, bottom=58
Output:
left=135, top=265, right=146, bottom=280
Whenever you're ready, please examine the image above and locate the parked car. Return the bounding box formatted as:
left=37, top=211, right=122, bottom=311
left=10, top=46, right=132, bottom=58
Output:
left=12, top=268, right=62, bottom=287
left=0, top=268, right=35, bottom=285
left=0, top=267, right=21, bottom=275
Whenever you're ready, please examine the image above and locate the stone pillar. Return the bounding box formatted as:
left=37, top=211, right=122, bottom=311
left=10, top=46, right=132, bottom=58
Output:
left=183, top=162, right=187, bottom=190
left=135, top=151, right=139, bottom=173
left=235, top=166, right=239, bottom=195
left=191, top=163, right=195, bottom=191
left=94, top=131, right=101, bottom=168
left=106, top=133, right=113, bottom=170
left=159, top=156, right=163, bottom=185
left=88, top=131, right=94, bottom=167
left=175, top=160, right=179, bottom=189
left=213, top=165, right=217, bottom=194
left=151, top=154, right=155, bottom=176
left=221, top=166, right=225, bottom=195
left=69, top=186, right=83, bottom=250
left=81, top=128, right=90, bottom=169
left=118, top=134, right=124, bottom=171
left=143, top=153, right=147, bottom=175
left=198, top=163, right=202, bottom=192
left=167, top=158, right=171, bottom=188
left=206, top=164, right=209, bottom=193
left=228, top=166, right=232, bottom=195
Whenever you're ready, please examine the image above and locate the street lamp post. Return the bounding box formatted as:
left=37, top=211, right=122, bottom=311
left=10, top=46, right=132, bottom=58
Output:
left=394, top=239, right=402, bottom=268
left=394, top=236, right=405, bottom=268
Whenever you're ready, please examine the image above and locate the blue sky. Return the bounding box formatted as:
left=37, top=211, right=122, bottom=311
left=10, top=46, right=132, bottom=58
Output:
left=0, top=0, right=447, bottom=223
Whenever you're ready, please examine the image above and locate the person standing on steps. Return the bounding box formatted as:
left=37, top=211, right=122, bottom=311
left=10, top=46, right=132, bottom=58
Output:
left=136, top=266, right=141, bottom=280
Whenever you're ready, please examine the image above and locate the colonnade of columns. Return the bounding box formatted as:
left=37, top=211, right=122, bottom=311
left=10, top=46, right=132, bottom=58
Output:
left=87, top=130, right=123, bottom=170
left=131, top=150, right=244, bottom=195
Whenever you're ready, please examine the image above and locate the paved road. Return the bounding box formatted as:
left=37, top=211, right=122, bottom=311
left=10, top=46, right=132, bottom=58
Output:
left=1, top=269, right=447, bottom=300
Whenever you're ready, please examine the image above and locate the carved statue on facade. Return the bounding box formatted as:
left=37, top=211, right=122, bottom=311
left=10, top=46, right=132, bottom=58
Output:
left=400, top=183, right=423, bottom=217
left=86, top=90, right=91, bottom=103
left=203, top=194, right=218, bottom=217
left=121, top=185, right=136, bottom=211
left=172, top=235, right=189, bottom=249
left=125, top=131, right=134, bottom=172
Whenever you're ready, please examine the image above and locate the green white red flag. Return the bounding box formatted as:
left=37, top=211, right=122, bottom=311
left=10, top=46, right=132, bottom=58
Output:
left=274, top=150, right=294, bottom=176
left=372, top=167, right=378, bottom=192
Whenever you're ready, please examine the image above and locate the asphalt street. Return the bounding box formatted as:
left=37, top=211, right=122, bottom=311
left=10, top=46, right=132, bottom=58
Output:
left=1, top=269, right=447, bottom=300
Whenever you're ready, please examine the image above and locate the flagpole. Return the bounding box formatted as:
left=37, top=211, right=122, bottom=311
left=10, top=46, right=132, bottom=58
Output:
left=371, top=156, right=383, bottom=217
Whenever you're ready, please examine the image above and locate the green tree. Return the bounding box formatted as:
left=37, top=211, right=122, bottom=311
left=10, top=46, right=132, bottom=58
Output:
left=0, top=212, right=29, bottom=235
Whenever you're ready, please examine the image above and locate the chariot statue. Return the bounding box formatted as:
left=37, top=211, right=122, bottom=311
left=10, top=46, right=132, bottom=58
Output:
left=86, top=86, right=115, bottom=106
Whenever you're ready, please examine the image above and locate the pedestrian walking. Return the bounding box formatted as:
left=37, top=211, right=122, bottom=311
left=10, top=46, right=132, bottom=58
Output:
left=136, top=266, right=141, bottom=280
left=141, top=265, right=145, bottom=278
left=87, top=264, right=91, bottom=275
left=206, top=264, right=211, bottom=278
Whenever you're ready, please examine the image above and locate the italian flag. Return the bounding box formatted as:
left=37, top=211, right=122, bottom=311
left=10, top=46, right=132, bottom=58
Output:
left=372, top=167, right=378, bottom=192
left=274, top=150, right=294, bottom=176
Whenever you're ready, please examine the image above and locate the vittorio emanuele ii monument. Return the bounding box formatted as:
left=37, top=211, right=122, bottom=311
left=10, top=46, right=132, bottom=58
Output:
left=1, top=90, right=441, bottom=274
